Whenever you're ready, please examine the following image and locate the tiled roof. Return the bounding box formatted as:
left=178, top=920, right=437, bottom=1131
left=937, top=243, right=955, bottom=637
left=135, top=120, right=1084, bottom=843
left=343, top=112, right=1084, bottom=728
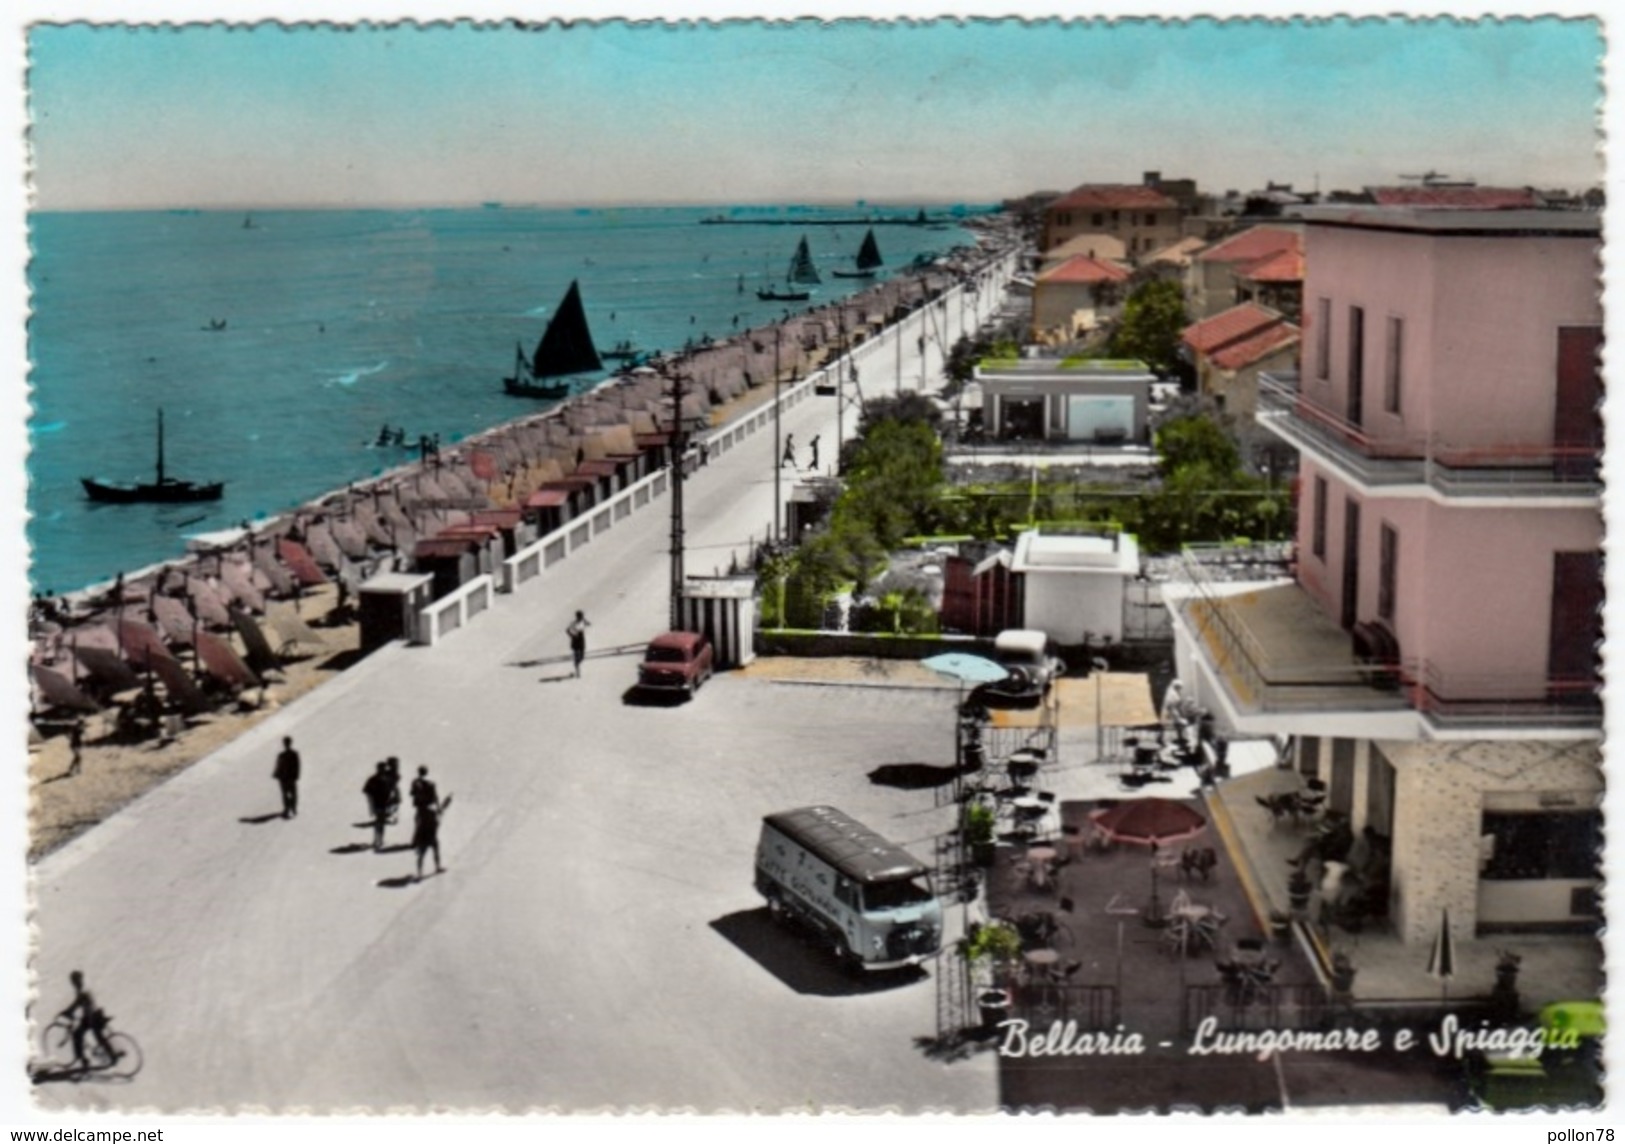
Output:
left=1367, top=185, right=1540, bottom=210
left=1144, top=236, right=1208, bottom=266
left=1049, top=183, right=1177, bottom=211
left=1043, top=232, right=1129, bottom=263
left=1181, top=303, right=1282, bottom=355
left=1211, top=323, right=1300, bottom=371
left=1237, top=247, right=1305, bottom=284
left=1196, top=225, right=1302, bottom=265
left=1038, top=256, right=1132, bottom=285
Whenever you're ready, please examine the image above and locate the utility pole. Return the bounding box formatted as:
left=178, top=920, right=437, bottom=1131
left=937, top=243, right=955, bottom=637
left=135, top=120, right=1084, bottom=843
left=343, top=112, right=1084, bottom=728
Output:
left=772, top=323, right=782, bottom=544
left=836, top=312, right=845, bottom=467
left=668, top=366, right=688, bottom=630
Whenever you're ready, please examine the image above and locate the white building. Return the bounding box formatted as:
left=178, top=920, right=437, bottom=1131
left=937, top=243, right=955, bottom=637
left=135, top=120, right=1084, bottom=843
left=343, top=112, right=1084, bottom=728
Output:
left=1011, top=529, right=1140, bottom=647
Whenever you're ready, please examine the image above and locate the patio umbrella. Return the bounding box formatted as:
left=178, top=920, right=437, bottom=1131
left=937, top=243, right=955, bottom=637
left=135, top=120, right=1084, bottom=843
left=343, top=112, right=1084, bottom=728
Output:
left=921, top=652, right=1009, bottom=686
left=1427, top=907, right=1456, bottom=1000
left=1089, top=798, right=1208, bottom=925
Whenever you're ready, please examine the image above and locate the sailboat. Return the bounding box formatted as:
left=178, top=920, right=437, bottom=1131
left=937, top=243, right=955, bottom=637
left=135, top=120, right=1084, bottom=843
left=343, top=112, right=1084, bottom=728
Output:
left=81, top=409, right=224, bottom=504
left=503, top=280, right=604, bottom=400
left=756, top=236, right=820, bottom=302
left=831, top=228, right=884, bottom=279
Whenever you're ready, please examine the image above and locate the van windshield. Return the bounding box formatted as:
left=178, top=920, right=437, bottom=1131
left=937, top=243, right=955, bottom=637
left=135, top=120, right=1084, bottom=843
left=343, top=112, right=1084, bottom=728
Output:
left=863, top=878, right=934, bottom=911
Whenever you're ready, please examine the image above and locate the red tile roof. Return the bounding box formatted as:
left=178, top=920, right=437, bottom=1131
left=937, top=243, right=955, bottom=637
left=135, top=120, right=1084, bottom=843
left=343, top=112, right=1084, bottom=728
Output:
left=1049, top=184, right=1177, bottom=211
left=1038, top=256, right=1132, bottom=285
left=1181, top=303, right=1282, bottom=355
left=1237, top=247, right=1305, bottom=284
left=1210, top=323, right=1300, bottom=371
left=1196, top=226, right=1302, bottom=266
left=1368, top=185, right=1539, bottom=209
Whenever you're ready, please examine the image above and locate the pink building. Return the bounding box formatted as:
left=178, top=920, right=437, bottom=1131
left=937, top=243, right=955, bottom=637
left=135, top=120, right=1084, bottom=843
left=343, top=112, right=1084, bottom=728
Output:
left=1169, top=208, right=1601, bottom=952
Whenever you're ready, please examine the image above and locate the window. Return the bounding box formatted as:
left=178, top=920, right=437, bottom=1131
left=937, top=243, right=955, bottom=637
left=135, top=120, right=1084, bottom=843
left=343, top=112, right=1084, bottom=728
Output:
left=1480, top=810, right=1601, bottom=881
left=1091, top=212, right=1104, bottom=227
left=1378, top=524, right=1397, bottom=623
left=1384, top=316, right=1403, bottom=414
left=1347, top=305, right=1366, bottom=426
left=1145, top=213, right=1156, bottom=226
left=1315, top=298, right=1331, bottom=380
left=1312, top=476, right=1328, bottom=559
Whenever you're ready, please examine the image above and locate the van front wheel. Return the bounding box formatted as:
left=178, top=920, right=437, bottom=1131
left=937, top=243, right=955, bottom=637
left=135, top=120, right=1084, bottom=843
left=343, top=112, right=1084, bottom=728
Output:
left=766, top=892, right=790, bottom=926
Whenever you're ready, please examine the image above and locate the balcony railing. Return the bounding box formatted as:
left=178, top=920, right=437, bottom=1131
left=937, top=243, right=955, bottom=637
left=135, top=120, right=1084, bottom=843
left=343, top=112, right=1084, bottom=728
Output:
left=1256, top=372, right=1601, bottom=494
left=1177, top=544, right=1602, bottom=729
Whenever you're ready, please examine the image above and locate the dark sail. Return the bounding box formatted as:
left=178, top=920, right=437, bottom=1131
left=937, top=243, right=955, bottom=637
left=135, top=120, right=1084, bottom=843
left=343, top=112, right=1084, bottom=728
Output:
left=531, top=280, right=603, bottom=379
left=855, top=229, right=883, bottom=271
left=788, top=237, right=821, bottom=285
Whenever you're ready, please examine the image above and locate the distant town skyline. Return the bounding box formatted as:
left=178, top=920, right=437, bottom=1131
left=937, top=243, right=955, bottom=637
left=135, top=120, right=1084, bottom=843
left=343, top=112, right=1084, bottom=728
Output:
left=27, top=19, right=1602, bottom=212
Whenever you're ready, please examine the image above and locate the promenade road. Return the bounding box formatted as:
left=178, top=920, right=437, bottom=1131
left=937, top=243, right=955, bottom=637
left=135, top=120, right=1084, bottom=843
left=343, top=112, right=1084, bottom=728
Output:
left=29, top=267, right=1015, bottom=1114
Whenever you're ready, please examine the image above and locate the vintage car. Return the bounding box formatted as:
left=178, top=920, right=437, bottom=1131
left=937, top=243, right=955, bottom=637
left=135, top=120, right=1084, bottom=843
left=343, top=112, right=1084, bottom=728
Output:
left=636, top=630, right=715, bottom=696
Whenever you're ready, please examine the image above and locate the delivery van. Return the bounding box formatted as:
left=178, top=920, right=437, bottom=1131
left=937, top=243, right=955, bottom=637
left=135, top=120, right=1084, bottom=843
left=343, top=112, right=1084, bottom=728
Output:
left=755, top=806, right=943, bottom=971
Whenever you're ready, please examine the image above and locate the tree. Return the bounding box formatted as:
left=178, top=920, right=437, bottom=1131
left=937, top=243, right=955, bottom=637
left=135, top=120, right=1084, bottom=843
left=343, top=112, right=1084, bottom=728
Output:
left=1155, top=414, right=1242, bottom=480
left=1109, top=279, right=1189, bottom=376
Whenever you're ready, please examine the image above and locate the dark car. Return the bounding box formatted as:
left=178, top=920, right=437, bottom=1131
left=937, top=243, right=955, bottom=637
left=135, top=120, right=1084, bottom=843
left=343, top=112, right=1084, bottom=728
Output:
left=637, top=631, right=715, bottom=696
left=964, top=666, right=1046, bottom=711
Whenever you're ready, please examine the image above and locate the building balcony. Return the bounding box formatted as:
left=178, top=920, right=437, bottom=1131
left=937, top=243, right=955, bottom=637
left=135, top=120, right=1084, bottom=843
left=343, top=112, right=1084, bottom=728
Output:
left=1256, top=372, right=1600, bottom=501
left=1169, top=544, right=1601, bottom=739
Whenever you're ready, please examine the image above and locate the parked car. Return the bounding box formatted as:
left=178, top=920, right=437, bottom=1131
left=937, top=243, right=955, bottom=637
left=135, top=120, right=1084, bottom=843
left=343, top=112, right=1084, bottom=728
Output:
left=636, top=630, right=714, bottom=696
left=993, top=629, right=1064, bottom=694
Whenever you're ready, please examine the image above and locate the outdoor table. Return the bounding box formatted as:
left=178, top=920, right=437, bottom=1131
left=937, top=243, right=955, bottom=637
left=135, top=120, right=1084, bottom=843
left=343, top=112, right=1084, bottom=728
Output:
left=1024, top=948, right=1061, bottom=970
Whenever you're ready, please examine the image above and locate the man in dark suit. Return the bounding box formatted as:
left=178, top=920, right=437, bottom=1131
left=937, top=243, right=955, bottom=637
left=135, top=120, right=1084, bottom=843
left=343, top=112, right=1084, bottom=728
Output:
left=273, top=736, right=301, bottom=819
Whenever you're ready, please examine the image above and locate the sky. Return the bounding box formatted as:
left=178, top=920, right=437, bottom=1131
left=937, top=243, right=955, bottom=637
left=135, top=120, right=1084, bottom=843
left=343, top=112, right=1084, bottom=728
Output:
left=24, top=16, right=1605, bottom=210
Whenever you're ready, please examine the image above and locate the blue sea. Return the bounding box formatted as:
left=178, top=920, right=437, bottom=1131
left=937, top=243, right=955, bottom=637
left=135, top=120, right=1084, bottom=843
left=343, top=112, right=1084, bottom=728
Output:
left=27, top=205, right=982, bottom=594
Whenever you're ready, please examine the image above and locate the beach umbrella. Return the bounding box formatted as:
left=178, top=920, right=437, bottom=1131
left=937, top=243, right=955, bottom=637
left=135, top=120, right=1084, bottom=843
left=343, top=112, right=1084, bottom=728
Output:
left=1427, top=907, right=1456, bottom=1000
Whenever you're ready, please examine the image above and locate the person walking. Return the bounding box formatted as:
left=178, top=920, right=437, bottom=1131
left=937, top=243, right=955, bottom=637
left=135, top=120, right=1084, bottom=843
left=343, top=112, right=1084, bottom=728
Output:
left=410, top=765, right=446, bottom=881
left=781, top=433, right=796, bottom=468
left=566, top=610, right=590, bottom=678
left=363, top=761, right=395, bottom=851
left=807, top=435, right=821, bottom=472
left=273, top=736, right=301, bottom=819
left=65, top=718, right=85, bottom=778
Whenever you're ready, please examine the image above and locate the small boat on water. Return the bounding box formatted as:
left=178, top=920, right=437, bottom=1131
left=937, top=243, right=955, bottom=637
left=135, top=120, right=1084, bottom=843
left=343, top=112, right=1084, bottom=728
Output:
left=757, top=236, right=820, bottom=302
left=601, top=340, right=642, bottom=361
left=504, top=279, right=603, bottom=400
left=831, top=228, right=884, bottom=279
left=81, top=409, right=224, bottom=504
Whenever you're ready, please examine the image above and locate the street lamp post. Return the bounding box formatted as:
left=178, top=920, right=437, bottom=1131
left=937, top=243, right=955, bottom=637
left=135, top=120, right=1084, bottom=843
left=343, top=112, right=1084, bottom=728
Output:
left=772, top=323, right=782, bottom=545
left=1092, top=655, right=1109, bottom=764
left=668, top=367, right=689, bottom=630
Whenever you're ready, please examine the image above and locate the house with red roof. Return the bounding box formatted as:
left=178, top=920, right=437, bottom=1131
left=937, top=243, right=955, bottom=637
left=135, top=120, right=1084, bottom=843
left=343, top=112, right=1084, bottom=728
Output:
left=1032, top=255, right=1132, bottom=342
left=1180, top=302, right=1300, bottom=417
left=1042, top=178, right=1187, bottom=258
left=1187, top=224, right=1305, bottom=320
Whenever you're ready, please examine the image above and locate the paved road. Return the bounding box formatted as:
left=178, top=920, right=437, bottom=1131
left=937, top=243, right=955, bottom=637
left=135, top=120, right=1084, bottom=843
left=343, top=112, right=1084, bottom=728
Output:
left=29, top=266, right=1015, bottom=1113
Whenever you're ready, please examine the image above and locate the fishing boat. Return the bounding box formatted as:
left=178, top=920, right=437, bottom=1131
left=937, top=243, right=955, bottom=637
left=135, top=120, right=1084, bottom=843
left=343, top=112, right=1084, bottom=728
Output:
left=601, top=340, right=642, bottom=361
left=81, top=409, right=224, bottom=504
left=504, top=279, right=603, bottom=400
left=831, top=228, right=884, bottom=279
left=756, top=236, right=820, bottom=302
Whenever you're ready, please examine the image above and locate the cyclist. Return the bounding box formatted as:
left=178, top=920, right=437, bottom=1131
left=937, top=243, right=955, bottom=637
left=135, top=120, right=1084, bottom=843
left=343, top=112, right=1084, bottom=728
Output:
left=57, top=970, right=117, bottom=1069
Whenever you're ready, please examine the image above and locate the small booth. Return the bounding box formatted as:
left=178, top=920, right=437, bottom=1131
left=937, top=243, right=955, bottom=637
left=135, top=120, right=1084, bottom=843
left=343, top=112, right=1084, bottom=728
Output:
left=523, top=487, right=573, bottom=538
left=358, top=571, right=434, bottom=651
left=434, top=522, right=505, bottom=577
left=679, top=576, right=757, bottom=670
left=634, top=432, right=672, bottom=472
left=413, top=536, right=486, bottom=601
left=540, top=476, right=599, bottom=518
left=574, top=458, right=622, bottom=500
left=469, top=508, right=530, bottom=558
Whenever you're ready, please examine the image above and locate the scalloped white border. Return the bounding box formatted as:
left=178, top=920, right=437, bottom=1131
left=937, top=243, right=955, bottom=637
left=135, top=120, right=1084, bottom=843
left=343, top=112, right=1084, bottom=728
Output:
left=0, top=5, right=1615, bottom=1136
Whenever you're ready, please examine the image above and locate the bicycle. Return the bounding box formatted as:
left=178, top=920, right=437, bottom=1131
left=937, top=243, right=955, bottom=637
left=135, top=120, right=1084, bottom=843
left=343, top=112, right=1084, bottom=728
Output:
left=35, top=1014, right=143, bottom=1082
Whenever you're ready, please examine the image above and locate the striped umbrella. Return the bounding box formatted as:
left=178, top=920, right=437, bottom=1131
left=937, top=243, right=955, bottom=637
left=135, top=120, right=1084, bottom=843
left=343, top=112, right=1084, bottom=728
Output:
left=1427, top=907, right=1456, bottom=1000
